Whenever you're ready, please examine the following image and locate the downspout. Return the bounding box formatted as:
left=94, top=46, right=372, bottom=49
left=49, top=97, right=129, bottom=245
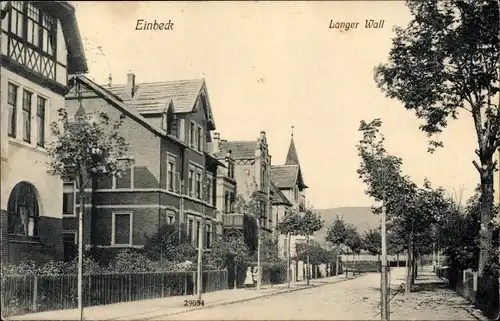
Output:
left=159, top=139, right=163, bottom=262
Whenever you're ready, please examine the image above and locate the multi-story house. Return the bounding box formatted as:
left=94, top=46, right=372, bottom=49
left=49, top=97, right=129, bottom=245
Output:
left=270, top=180, right=292, bottom=241
left=271, top=134, right=309, bottom=258
left=62, top=73, right=223, bottom=260
left=211, top=132, right=274, bottom=245
left=0, top=1, right=87, bottom=263
left=210, top=134, right=258, bottom=251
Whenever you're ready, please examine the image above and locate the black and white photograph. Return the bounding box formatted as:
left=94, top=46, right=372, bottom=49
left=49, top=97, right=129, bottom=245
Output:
left=0, top=1, right=499, bottom=320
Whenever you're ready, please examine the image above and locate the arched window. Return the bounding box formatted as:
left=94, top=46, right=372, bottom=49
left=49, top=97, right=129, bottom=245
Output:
left=8, top=182, right=39, bottom=237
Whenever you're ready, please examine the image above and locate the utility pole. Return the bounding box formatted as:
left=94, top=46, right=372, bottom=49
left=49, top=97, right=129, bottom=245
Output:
left=77, top=167, right=84, bottom=321
left=196, top=182, right=208, bottom=300
left=257, top=217, right=262, bottom=290
left=380, top=158, right=389, bottom=320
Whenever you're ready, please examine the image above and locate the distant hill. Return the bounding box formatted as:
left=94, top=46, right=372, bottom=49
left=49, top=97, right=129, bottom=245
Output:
left=314, top=207, right=380, bottom=245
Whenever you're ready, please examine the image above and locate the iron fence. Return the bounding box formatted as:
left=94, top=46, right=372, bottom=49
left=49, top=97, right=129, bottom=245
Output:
left=1, top=270, right=228, bottom=317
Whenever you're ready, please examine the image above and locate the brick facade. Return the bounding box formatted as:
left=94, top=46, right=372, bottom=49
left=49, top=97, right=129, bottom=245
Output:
left=61, top=75, right=220, bottom=260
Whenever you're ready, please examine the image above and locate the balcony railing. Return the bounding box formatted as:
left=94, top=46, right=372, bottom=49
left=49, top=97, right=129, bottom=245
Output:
left=222, top=213, right=245, bottom=228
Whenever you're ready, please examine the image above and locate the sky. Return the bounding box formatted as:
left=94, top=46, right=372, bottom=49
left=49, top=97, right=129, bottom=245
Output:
left=73, top=1, right=480, bottom=209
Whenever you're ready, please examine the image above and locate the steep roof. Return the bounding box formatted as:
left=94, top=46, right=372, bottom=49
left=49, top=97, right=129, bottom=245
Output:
left=67, top=74, right=186, bottom=147
left=108, top=79, right=203, bottom=113
left=107, top=78, right=216, bottom=130
left=285, top=137, right=300, bottom=166
left=270, top=180, right=292, bottom=206
left=270, top=165, right=299, bottom=189
left=270, top=165, right=308, bottom=190
left=217, top=141, right=257, bottom=159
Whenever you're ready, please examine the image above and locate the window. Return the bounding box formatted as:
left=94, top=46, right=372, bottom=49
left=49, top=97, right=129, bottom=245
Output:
left=206, top=223, right=212, bottom=249
left=178, top=118, right=185, bottom=142
left=7, top=83, right=18, bottom=138
left=7, top=182, right=39, bottom=237
left=228, top=163, right=234, bottom=179
left=206, top=175, right=213, bottom=205
left=22, top=90, right=32, bottom=143
left=190, top=122, right=196, bottom=148
left=112, top=212, right=132, bottom=245
left=197, top=126, right=203, bottom=152
left=188, top=168, right=194, bottom=197
left=196, top=172, right=202, bottom=199
left=164, top=210, right=175, bottom=225
left=167, top=158, right=175, bottom=192
left=8, top=2, right=57, bottom=79
left=63, top=231, right=77, bottom=261
left=26, top=3, right=39, bottom=46
left=36, top=97, right=46, bottom=147
left=294, top=187, right=299, bottom=201
left=63, top=182, right=76, bottom=217
left=10, top=1, right=23, bottom=38
left=188, top=218, right=194, bottom=244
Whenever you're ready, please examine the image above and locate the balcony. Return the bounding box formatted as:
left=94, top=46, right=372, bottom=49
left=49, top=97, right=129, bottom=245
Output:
left=222, top=213, right=245, bottom=228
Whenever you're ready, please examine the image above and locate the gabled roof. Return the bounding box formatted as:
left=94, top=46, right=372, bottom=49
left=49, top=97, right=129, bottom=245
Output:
left=34, top=1, right=87, bottom=73
left=270, top=180, right=292, bottom=206
left=107, top=79, right=216, bottom=129
left=67, top=74, right=187, bottom=148
left=270, top=165, right=308, bottom=190
left=217, top=141, right=257, bottom=159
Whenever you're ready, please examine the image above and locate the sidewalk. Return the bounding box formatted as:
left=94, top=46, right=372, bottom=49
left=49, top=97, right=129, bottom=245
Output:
left=7, top=274, right=355, bottom=320
left=389, top=266, right=486, bottom=320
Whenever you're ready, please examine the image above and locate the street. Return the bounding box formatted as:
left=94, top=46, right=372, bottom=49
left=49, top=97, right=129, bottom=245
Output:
left=158, top=269, right=398, bottom=320
left=156, top=267, right=481, bottom=320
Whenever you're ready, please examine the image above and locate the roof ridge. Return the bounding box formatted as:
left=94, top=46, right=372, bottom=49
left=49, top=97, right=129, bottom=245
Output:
left=108, top=78, right=205, bottom=87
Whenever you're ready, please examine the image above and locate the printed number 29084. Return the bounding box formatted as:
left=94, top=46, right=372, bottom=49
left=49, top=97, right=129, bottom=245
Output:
left=184, top=299, right=204, bottom=307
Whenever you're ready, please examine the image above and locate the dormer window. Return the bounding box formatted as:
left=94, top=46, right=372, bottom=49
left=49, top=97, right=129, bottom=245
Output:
left=7, top=2, right=58, bottom=80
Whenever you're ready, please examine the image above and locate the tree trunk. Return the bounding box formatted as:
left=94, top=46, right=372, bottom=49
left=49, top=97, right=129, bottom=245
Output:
left=233, top=264, right=237, bottom=290
left=397, top=253, right=399, bottom=267
left=345, top=252, right=349, bottom=278
left=287, top=233, right=291, bottom=288
left=306, top=235, right=310, bottom=285
left=405, top=243, right=412, bottom=296
left=479, top=158, right=495, bottom=276
left=412, top=253, right=417, bottom=285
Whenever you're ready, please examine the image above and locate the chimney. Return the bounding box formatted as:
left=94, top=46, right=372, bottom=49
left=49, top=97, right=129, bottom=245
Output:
left=225, top=149, right=232, bottom=159
left=212, top=132, right=221, bottom=153
left=127, top=72, right=136, bottom=98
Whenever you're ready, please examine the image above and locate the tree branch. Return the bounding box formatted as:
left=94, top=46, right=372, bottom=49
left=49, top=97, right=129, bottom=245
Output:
left=472, top=160, right=482, bottom=173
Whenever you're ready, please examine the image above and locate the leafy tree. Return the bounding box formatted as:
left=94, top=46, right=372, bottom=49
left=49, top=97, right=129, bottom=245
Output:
left=241, top=187, right=269, bottom=290
left=47, top=107, right=133, bottom=256
left=207, top=238, right=250, bottom=288
left=300, top=209, right=324, bottom=284
left=325, top=216, right=348, bottom=246
left=276, top=209, right=303, bottom=287
left=296, top=241, right=330, bottom=265
left=47, top=106, right=133, bottom=310
left=374, top=0, right=499, bottom=275
left=143, top=223, right=189, bottom=262
left=344, top=224, right=362, bottom=275
left=363, top=228, right=382, bottom=257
